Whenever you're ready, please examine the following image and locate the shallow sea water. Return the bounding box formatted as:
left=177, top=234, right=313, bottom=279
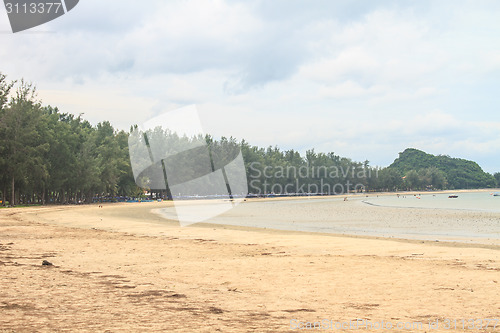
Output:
left=157, top=192, right=500, bottom=244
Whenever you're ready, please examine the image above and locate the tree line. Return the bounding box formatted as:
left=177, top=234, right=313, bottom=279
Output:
left=1, top=73, right=499, bottom=205
left=0, top=74, right=139, bottom=206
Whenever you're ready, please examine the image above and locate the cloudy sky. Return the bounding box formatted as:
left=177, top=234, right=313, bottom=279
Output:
left=1, top=0, right=499, bottom=172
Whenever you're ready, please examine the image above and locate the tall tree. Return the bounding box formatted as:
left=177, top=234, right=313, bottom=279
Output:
left=0, top=81, right=47, bottom=206
left=0, top=73, right=15, bottom=205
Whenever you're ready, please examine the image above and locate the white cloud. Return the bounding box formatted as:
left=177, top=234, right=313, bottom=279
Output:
left=318, top=81, right=385, bottom=99
left=300, top=47, right=379, bottom=83
left=37, top=87, right=158, bottom=128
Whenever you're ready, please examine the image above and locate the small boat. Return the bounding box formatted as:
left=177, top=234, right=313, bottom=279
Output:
left=494, top=192, right=500, bottom=197
left=448, top=195, right=458, bottom=198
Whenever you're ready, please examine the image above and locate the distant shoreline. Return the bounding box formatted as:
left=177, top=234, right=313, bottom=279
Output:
left=2, top=188, right=498, bottom=209
left=5, top=188, right=499, bottom=246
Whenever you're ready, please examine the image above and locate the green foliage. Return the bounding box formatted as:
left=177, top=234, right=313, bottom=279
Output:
left=389, top=148, right=496, bottom=190
left=0, top=74, right=142, bottom=205
left=0, top=80, right=49, bottom=205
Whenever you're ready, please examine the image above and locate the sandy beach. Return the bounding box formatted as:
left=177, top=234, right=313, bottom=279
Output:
left=1, top=199, right=499, bottom=332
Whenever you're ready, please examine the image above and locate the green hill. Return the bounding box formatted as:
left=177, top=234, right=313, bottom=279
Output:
left=388, top=148, right=496, bottom=189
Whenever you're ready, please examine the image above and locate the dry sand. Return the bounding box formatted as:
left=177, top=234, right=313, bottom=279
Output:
left=1, top=200, right=499, bottom=332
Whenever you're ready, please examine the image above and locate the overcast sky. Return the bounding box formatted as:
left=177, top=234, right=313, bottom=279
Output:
left=1, top=0, right=499, bottom=172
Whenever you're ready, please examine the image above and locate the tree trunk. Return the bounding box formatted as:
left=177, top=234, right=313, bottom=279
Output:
left=15, top=187, right=20, bottom=206
left=165, top=185, right=173, bottom=201
left=11, top=176, right=15, bottom=206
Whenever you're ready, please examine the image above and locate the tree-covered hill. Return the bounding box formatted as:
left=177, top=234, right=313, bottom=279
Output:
left=388, top=148, right=497, bottom=189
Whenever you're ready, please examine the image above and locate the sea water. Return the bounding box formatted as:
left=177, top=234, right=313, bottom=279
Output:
left=156, top=192, right=500, bottom=243
left=363, top=191, right=500, bottom=213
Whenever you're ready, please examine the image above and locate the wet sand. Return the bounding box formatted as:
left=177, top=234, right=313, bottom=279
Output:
left=1, top=200, right=499, bottom=332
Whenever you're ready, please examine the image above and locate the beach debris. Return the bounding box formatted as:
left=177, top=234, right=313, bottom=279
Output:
left=41, top=260, right=53, bottom=266
left=208, top=306, right=224, bottom=314
left=283, top=308, right=316, bottom=313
